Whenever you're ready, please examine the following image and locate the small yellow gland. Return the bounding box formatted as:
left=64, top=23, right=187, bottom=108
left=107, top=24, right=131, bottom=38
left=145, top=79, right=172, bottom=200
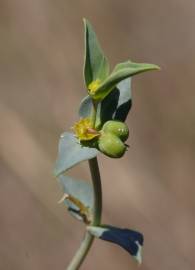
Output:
left=73, top=118, right=99, bottom=141
left=88, top=79, right=101, bottom=94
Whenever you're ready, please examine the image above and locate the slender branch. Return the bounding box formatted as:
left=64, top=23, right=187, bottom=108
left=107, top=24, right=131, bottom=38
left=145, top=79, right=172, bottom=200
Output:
left=67, top=232, right=94, bottom=270
left=67, top=101, right=102, bottom=270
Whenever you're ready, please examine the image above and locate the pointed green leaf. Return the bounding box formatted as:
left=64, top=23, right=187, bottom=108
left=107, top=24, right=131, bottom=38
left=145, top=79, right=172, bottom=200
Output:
left=53, top=132, right=98, bottom=176
left=84, top=18, right=109, bottom=87
left=90, top=60, right=159, bottom=100
left=58, top=175, right=93, bottom=223
left=87, top=225, right=144, bottom=264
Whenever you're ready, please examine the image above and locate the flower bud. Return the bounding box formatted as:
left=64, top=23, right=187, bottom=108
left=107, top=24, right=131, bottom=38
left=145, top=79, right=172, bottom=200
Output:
left=98, top=132, right=126, bottom=158
left=102, top=120, right=129, bottom=142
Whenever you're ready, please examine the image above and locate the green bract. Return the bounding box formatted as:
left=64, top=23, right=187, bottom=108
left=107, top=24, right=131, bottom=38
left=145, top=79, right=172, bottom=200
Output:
left=98, top=132, right=126, bottom=158
left=84, top=18, right=109, bottom=88
left=102, top=120, right=129, bottom=142
left=84, top=19, right=160, bottom=101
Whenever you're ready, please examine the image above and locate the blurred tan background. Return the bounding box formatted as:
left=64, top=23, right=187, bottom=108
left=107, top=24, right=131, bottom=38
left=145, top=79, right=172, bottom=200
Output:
left=0, top=0, right=195, bottom=269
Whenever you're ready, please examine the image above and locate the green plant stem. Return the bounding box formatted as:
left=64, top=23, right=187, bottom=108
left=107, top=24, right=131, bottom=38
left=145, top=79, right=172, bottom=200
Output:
left=66, top=232, right=94, bottom=270
left=91, top=100, right=98, bottom=127
left=67, top=158, right=102, bottom=270
left=67, top=102, right=102, bottom=270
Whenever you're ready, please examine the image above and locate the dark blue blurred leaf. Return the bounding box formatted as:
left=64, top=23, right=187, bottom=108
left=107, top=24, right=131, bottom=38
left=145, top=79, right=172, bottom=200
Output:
left=58, top=175, right=93, bottom=223
left=53, top=132, right=98, bottom=176
left=87, top=225, right=143, bottom=264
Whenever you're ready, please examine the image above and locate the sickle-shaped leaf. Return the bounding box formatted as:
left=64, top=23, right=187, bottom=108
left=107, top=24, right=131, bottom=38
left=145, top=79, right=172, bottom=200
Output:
left=53, top=132, right=98, bottom=176
left=90, top=60, right=159, bottom=100
left=87, top=225, right=144, bottom=264
left=84, top=18, right=109, bottom=87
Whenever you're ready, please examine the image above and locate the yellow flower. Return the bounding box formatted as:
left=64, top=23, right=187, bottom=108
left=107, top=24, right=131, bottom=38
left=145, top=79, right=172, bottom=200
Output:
left=88, top=79, right=101, bottom=94
left=73, top=118, right=100, bottom=141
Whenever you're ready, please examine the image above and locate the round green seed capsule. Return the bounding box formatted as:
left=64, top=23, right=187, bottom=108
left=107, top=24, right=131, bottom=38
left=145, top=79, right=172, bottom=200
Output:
left=102, top=120, right=129, bottom=142
left=98, top=132, right=126, bottom=158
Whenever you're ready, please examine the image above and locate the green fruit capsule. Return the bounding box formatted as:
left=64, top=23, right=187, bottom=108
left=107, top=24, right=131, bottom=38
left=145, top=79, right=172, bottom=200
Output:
left=102, top=120, right=129, bottom=142
left=98, top=132, right=126, bottom=158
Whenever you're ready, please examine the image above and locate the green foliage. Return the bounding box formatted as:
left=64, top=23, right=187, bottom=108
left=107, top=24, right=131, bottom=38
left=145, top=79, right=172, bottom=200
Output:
left=84, top=19, right=109, bottom=87
left=89, top=61, right=159, bottom=101
left=84, top=19, right=159, bottom=101
left=53, top=18, right=159, bottom=268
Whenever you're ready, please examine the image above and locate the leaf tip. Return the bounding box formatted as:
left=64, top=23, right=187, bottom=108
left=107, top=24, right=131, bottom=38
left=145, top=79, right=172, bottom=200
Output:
left=152, top=64, right=161, bottom=71
left=83, top=18, right=91, bottom=30
left=83, top=17, right=87, bottom=26
left=142, top=63, right=161, bottom=71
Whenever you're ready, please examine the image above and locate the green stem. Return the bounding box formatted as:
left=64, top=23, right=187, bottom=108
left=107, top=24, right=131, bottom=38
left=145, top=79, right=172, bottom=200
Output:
left=91, top=100, right=98, bottom=127
left=67, top=102, right=102, bottom=270
left=67, top=232, right=94, bottom=270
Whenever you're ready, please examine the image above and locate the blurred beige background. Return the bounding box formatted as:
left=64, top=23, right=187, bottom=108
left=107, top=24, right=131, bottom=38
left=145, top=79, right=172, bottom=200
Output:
left=0, top=0, right=195, bottom=269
